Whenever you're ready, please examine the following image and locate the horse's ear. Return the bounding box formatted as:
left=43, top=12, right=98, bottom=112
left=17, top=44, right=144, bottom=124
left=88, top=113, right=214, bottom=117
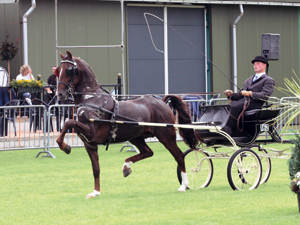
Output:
left=66, top=51, right=73, bottom=60
left=59, top=52, right=64, bottom=60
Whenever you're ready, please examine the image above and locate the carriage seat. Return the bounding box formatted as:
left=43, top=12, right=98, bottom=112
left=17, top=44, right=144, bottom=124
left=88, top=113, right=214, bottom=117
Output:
left=243, top=105, right=281, bottom=122
left=196, top=104, right=282, bottom=147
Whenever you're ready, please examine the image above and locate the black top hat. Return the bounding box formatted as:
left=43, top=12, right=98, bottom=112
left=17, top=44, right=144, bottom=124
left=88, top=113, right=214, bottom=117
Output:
left=251, top=55, right=269, bottom=66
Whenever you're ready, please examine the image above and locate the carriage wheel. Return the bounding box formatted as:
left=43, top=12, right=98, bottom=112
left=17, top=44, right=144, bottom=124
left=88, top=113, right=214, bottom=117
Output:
left=258, top=148, right=271, bottom=184
left=177, top=148, right=213, bottom=189
left=227, top=148, right=262, bottom=190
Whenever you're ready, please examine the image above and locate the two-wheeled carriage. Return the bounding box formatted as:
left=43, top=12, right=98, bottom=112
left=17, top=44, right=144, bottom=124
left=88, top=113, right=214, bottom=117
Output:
left=56, top=51, right=291, bottom=197
left=177, top=103, right=290, bottom=191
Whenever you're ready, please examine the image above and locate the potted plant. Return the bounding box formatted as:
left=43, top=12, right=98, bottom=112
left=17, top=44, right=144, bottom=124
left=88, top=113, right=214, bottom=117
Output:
left=0, top=33, right=20, bottom=85
left=288, top=134, right=300, bottom=212
left=271, top=73, right=300, bottom=212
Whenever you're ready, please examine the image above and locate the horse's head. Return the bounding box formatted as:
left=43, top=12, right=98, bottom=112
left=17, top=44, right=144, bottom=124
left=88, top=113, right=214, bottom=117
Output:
left=56, top=51, right=80, bottom=101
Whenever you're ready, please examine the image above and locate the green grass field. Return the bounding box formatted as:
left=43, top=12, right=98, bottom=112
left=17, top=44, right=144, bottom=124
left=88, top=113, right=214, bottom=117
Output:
left=0, top=141, right=300, bottom=224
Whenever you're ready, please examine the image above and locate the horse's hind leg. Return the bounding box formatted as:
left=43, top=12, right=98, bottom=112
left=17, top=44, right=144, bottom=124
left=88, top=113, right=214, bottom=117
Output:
left=85, top=143, right=101, bottom=198
left=122, top=137, right=154, bottom=177
left=155, top=128, right=189, bottom=192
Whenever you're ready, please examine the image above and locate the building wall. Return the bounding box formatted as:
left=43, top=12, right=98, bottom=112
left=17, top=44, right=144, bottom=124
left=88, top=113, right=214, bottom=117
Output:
left=1, top=1, right=299, bottom=97
left=210, top=4, right=299, bottom=98
left=0, top=2, right=21, bottom=79
left=19, top=0, right=122, bottom=86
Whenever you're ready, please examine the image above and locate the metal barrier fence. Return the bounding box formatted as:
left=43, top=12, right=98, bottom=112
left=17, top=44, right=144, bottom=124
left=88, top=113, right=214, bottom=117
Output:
left=279, top=97, right=299, bottom=135
left=0, top=96, right=297, bottom=157
left=0, top=104, right=52, bottom=157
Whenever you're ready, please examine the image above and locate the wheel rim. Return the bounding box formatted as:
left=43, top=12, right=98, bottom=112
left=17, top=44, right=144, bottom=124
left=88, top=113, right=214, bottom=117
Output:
left=229, top=150, right=261, bottom=190
left=185, top=149, right=213, bottom=189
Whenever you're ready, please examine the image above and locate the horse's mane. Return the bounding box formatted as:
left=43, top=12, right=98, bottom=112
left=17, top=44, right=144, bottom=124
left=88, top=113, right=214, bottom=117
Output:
left=75, top=57, right=96, bottom=77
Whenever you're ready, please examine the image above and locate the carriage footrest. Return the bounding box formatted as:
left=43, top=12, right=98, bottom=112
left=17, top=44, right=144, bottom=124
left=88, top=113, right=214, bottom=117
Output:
left=232, top=136, right=253, bottom=144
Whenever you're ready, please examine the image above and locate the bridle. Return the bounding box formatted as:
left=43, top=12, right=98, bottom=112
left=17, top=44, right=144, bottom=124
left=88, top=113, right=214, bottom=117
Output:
left=56, top=57, right=111, bottom=98
left=56, top=58, right=78, bottom=99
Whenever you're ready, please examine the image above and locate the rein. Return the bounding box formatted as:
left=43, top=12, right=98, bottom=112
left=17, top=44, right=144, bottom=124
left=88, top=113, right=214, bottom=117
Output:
left=226, top=96, right=251, bottom=132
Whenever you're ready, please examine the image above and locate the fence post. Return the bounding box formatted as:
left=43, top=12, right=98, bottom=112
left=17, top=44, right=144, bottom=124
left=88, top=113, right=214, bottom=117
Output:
left=118, top=73, right=122, bottom=100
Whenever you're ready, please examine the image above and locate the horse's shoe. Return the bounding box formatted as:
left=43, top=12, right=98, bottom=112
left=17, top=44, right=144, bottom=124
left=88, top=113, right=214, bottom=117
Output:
left=123, top=168, right=132, bottom=177
left=63, top=145, right=71, bottom=154
left=86, top=190, right=101, bottom=199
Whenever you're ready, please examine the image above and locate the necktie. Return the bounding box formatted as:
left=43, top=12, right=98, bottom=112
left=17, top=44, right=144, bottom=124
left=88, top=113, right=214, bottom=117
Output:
left=253, top=75, right=259, bottom=82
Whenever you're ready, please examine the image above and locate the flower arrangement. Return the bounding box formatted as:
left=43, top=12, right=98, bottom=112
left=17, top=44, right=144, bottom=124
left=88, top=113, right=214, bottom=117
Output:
left=290, top=172, right=300, bottom=193
left=11, top=79, right=45, bottom=89
left=288, top=133, right=300, bottom=193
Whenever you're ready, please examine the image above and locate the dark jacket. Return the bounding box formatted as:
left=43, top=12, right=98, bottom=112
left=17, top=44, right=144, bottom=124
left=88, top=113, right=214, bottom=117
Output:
left=231, top=74, right=275, bottom=102
left=47, top=74, right=57, bottom=86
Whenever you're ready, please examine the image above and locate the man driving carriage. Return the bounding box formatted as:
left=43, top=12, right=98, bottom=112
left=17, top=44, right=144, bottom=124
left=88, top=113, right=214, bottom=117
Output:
left=222, top=55, right=275, bottom=135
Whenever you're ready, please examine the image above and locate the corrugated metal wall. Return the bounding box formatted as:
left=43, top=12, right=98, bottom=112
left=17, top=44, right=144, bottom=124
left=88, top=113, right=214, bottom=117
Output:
left=1, top=1, right=299, bottom=96
left=19, top=0, right=122, bottom=87
left=210, top=4, right=299, bottom=98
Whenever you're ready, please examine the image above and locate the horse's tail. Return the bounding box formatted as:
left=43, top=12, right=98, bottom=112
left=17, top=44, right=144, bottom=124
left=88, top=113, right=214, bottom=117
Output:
left=162, top=95, right=199, bottom=149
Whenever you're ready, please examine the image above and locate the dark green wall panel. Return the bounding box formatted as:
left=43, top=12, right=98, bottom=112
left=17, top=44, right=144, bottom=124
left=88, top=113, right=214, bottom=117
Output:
left=0, top=2, right=21, bottom=79
left=211, top=5, right=299, bottom=98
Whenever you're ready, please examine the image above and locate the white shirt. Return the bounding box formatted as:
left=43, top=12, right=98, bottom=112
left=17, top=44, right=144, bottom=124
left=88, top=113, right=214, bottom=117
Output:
left=16, top=73, right=34, bottom=81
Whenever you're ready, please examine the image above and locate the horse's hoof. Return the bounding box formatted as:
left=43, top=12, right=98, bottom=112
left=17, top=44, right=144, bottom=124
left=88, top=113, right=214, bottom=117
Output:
left=123, top=168, right=132, bottom=177
left=177, top=185, right=187, bottom=192
left=63, top=145, right=71, bottom=154
left=86, top=190, right=101, bottom=199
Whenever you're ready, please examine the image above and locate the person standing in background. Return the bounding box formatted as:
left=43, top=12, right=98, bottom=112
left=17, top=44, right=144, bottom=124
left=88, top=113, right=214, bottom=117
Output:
left=44, top=66, right=57, bottom=104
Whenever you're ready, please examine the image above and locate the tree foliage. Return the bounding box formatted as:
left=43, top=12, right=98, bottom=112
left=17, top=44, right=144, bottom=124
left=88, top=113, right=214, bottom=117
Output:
left=0, top=33, right=19, bottom=61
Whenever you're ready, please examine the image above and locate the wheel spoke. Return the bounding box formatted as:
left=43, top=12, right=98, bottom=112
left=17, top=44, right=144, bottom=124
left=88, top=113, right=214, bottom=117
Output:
left=227, top=148, right=262, bottom=190
left=177, top=148, right=214, bottom=189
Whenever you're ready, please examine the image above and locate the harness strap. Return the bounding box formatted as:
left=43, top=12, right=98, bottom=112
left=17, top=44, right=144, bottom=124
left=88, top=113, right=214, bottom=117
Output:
left=105, top=100, right=119, bottom=150
left=76, top=103, right=137, bottom=122
left=76, top=100, right=136, bottom=151
left=236, top=96, right=250, bottom=132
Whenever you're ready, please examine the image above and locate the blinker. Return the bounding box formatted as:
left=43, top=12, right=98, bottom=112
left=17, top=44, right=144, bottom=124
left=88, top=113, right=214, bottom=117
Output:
left=67, top=66, right=73, bottom=76
left=55, top=68, right=60, bottom=77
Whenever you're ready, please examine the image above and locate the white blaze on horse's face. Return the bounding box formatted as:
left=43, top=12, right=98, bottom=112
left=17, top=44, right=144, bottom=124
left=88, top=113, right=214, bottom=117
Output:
left=57, top=75, right=69, bottom=101
left=59, top=68, right=62, bottom=78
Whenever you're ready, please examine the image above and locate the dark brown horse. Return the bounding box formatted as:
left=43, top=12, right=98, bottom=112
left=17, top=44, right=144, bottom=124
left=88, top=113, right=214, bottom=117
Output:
left=56, top=51, right=199, bottom=198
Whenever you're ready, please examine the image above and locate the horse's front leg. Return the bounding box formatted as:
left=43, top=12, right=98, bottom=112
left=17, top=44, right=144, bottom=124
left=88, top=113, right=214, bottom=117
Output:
left=56, top=119, right=76, bottom=154
left=85, top=144, right=101, bottom=198
left=56, top=119, right=93, bottom=154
